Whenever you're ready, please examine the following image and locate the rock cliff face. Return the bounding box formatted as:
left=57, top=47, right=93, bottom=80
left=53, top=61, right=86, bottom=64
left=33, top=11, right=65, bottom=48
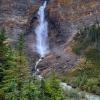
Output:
left=29, top=0, right=100, bottom=44
left=0, top=0, right=100, bottom=75
left=0, top=0, right=29, bottom=40
left=48, top=0, right=100, bottom=46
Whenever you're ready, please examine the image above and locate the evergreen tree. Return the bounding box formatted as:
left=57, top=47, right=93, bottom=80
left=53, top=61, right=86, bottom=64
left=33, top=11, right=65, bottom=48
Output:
left=38, top=71, right=65, bottom=100
left=48, top=73, right=64, bottom=100
left=0, top=28, right=7, bottom=82
left=0, top=28, right=17, bottom=99
left=22, top=76, right=40, bottom=100
left=15, top=33, right=29, bottom=98
left=0, top=33, right=29, bottom=99
left=0, top=32, right=66, bottom=100
left=0, top=28, right=14, bottom=82
left=39, top=79, right=46, bottom=100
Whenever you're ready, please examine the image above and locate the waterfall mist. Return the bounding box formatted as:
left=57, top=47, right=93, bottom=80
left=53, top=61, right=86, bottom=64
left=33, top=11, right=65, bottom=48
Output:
left=35, top=1, right=49, bottom=57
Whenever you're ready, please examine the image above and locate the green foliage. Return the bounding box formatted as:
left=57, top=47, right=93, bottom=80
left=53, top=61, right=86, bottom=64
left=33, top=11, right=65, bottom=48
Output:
left=67, top=23, right=100, bottom=94
left=0, top=32, right=30, bottom=99
left=85, top=49, right=100, bottom=66
left=64, top=49, right=100, bottom=94
left=46, top=77, right=63, bottom=100
left=16, top=33, right=24, bottom=55
left=0, top=28, right=14, bottom=82
left=0, top=31, right=67, bottom=100
left=0, top=28, right=7, bottom=82
left=38, top=71, right=65, bottom=100
left=86, top=78, right=99, bottom=92
left=71, top=23, right=100, bottom=54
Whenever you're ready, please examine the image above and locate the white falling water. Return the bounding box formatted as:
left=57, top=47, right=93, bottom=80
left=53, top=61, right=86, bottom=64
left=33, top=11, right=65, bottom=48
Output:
left=34, top=57, right=42, bottom=71
left=35, top=1, right=49, bottom=57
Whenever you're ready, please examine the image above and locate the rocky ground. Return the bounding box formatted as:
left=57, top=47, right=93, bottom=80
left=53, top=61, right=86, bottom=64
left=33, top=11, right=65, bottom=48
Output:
left=0, top=0, right=100, bottom=75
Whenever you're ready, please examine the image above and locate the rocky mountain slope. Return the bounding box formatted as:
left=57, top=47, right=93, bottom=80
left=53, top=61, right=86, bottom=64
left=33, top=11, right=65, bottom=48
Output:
left=0, top=0, right=100, bottom=75
left=0, top=0, right=29, bottom=39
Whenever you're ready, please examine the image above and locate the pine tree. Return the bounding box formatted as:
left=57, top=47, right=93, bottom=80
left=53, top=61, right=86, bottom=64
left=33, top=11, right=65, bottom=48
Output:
left=15, top=33, right=29, bottom=98
left=48, top=73, right=64, bottom=100
left=38, top=71, right=65, bottom=100
left=0, top=28, right=7, bottom=82
left=0, top=31, right=66, bottom=99
left=22, top=76, right=40, bottom=100
left=39, top=79, right=46, bottom=100
left=0, top=28, right=17, bottom=99
left=0, top=33, right=30, bottom=99
left=0, top=28, right=15, bottom=82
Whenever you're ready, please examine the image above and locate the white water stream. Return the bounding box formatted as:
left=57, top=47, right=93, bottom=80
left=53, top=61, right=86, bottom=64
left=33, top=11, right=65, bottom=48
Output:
left=60, top=82, right=100, bottom=100
left=35, top=1, right=49, bottom=58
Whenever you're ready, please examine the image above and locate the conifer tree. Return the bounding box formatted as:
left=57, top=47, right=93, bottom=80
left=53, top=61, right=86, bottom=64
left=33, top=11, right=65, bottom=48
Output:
left=0, top=28, right=17, bottom=99
left=39, top=79, right=46, bottom=100
left=0, top=28, right=7, bottom=82
left=38, top=70, right=65, bottom=100
left=0, top=31, right=66, bottom=100
left=0, top=28, right=14, bottom=82
left=48, top=73, right=64, bottom=100
left=15, top=33, right=29, bottom=98
left=0, top=33, right=29, bottom=99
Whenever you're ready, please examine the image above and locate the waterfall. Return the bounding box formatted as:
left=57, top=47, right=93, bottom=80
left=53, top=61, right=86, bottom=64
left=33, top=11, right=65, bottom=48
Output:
left=35, top=1, right=49, bottom=58
left=34, top=1, right=49, bottom=72
left=34, top=57, right=43, bottom=71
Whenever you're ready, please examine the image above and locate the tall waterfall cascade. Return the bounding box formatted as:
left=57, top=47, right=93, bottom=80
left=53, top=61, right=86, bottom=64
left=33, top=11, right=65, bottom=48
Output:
left=34, top=1, right=49, bottom=71
left=35, top=1, right=49, bottom=58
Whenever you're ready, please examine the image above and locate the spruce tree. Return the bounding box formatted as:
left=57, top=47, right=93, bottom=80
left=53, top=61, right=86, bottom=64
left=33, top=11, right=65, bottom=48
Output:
left=39, top=79, right=46, bottom=100
left=0, top=28, right=14, bottom=82
left=0, top=28, right=7, bottom=82
left=0, top=28, right=17, bottom=99
left=15, top=33, right=29, bottom=98
left=0, top=33, right=29, bottom=99
left=48, top=73, right=63, bottom=100
left=38, top=71, right=65, bottom=100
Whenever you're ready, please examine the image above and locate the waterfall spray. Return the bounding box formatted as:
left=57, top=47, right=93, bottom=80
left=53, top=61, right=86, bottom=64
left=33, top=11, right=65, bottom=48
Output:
left=35, top=1, right=49, bottom=58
